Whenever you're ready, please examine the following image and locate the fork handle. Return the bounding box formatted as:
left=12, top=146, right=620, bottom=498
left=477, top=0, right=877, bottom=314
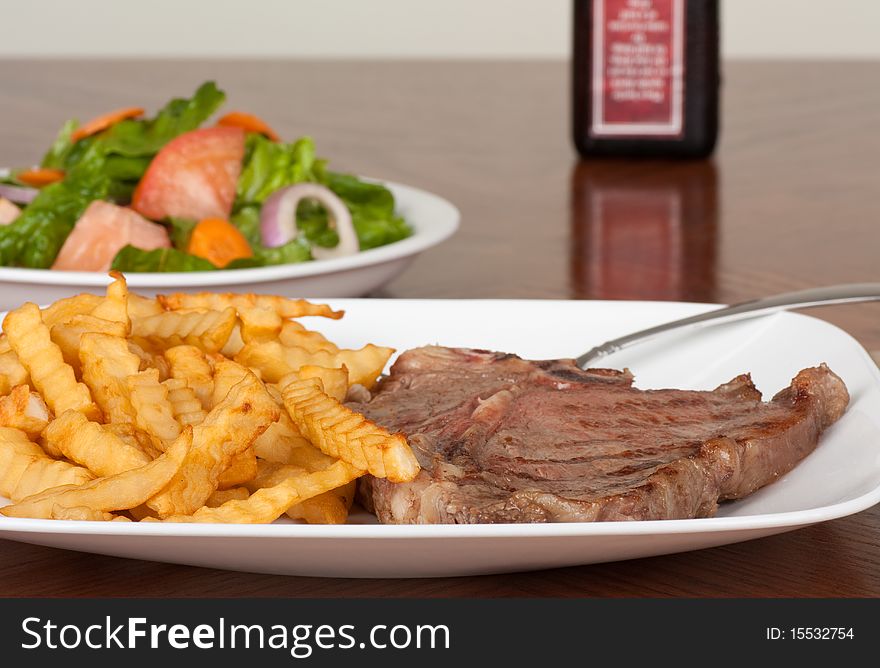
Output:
left=576, top=283, right=880, bottom=369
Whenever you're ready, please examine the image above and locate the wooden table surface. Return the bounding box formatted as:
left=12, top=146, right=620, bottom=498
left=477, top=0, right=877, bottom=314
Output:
left=1, top=60, right=878, bottom=597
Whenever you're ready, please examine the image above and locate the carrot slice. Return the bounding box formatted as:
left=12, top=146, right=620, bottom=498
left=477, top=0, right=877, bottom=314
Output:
left=187, top=218, right=253, bottom=268
left=216, top=112, right=280, bottom=142
left=16, top=168, right=65, bottom=187
left=71, top=106, right=145, bottom=142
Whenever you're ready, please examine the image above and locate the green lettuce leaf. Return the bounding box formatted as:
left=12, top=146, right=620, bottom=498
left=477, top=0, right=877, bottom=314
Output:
left=112, top=239, right=311, bottom=272
left=229, top=205, right=261, bottom=247
left=43, top=82, right=224, bottom=177
left=166, top=217, right=198, bottom=251
left=324, top=171, right=411, bottom=250
left=234, top=134, right=411, bottom=253
left=2, top=83, right=227, bottom=268
left=235, top=134, right=319, bottom=207
left=98, top=81, right=225, bottom=160
left=103, top=155, right=153, bottom=182
left=40, top=119, right=79, bottom=169
left=110, top=246, right=215, bottom=272
left=7, top=81, right=411, bottom=271
left=245, top=238, right=312, bottom=267
left=0, top=144, right=112, bottom=267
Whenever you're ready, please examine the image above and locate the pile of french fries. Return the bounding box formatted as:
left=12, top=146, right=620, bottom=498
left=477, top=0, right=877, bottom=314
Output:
left=0, top=273, right=420, bottom=524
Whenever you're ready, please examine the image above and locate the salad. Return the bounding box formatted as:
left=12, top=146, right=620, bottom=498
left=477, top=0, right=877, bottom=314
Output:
left=0, top=82, right=411, bottom=272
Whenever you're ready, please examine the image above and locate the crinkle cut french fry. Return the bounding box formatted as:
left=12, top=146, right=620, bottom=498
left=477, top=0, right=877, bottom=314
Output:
left=217, top=448, right=257, bottom=489
left=279, top=321, right=339, bottom=353
left=157, top=292, right=344, bottom=320
left=0, top=427, right=45, bottom=457
left=127, top=293, right=164, bottom=319
left=252, top=412, right=312, bottom=463
left=45, top=410, right=151, bottom=477
left=282, top=377, right=420, bottom=483
left=3, top=303, right=99, bottom=420
left=205, top=487, right=250, bottom=507
left=162, top=378, right=207, bottom=427
left=90, top=271, right=130, bottom=330
left=248, top=460, right=303, bottom=490
left=287, top=365, right=349, bottom=402
left=0, top=385, right=50, bottom=438
left=1, top=427, right=191, bottom=519
left=51, top=314, right=128, bottom=373
left=210, top=358, right=251, bottom=408
left=40, top=294, right=103, bottom=329
left=235, top=340, right=392, bottom=388
left=145, top=372, right=279, bottom=517
left=0, top=427, right=94, bottom=502
left=132, top=307, right=237, bottom=354
left=105, top=422, right=154, bottom=457
left=247, top=460, right=352, bottom=524
left=127, top=369, right=181, bottom=448
left=51, top=505, right=131, bottom=521
left=10, top=459, right=96, bottom=503
left=287, top=481, right=356, bottom=525
left=0, top=284, right=399, bottom=526
left=136, top=440, right=162, bottom=460
left=250, top=397, right=340, bottom=471
left=79, top=332, right=140, bottom=425
left=127, top=340, right=170, bottom=379
left=220, top=323, right=245, bottom=357
left=285, top=442, right=341, bottom=472
left=286, top=491, right=351, bottom=524
left=0, top=350, right=29, bottom=390
left=238, top=306, right=283, bottom=344
left=253, top=383, right=315, bottom=463
left=156, top=460, right=362, bottom=524
left=165, top=345, right=214, bottom=409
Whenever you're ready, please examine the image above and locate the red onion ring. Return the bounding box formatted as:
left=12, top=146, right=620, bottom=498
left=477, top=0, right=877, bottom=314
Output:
left=260, top=183, right=359, bottom=260
left=0, top=183, right=39, bottom=205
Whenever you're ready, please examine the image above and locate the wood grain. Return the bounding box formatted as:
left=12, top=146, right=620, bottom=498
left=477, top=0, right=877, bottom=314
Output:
left=0, top=59, right=878, bottom=597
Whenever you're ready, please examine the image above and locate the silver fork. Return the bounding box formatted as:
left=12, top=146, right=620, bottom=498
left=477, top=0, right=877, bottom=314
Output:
left=576, top=283, right=880, bottom=369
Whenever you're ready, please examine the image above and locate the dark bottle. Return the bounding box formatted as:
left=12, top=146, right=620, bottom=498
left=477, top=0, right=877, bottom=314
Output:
left=572, top=0, right=720, bottom=158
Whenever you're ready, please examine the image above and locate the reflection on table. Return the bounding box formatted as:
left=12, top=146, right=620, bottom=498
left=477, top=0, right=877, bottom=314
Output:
left=570, top=160, right=718, bottom=303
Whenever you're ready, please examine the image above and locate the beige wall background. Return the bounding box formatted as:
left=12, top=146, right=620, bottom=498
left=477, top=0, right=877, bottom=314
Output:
left=1, top=0, right=878, bottom=59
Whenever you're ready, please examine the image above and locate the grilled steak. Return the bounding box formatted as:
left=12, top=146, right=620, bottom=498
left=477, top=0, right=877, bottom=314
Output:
left=351, top=346, right=849, bottom=523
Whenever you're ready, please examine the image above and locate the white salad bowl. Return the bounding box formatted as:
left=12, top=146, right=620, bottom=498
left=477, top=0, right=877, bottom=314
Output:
left=0, top=180, right=459, bottom=309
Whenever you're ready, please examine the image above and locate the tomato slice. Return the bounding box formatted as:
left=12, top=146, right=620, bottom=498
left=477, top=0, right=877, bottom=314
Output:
left=132, top=126, right=246, bottom=222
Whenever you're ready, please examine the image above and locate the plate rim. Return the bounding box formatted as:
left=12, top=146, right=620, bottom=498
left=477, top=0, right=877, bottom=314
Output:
left=0, top=487, right=877, bottom=539
left=0, top=179, right=460, bottom=286
left=0, top=301, right=877, bottom=542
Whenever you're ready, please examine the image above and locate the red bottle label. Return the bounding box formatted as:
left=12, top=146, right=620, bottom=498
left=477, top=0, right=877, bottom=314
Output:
left=590, top=0, right=685, bottom=137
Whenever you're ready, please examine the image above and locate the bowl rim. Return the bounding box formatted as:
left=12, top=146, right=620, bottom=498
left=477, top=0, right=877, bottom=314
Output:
left=0, top=179, right=459, bottom=287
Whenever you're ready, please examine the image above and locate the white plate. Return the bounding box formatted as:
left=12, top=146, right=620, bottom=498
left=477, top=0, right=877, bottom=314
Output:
left=1, top=299, right=879, bottom=578
left=0, top=181, right=459, bottom=310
